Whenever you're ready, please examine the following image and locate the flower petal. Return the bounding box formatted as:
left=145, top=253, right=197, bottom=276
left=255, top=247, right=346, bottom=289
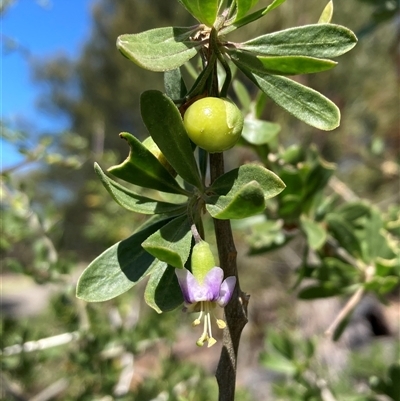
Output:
left=203, top=267, right=224, bottom=301
left=175, top=268, right=212, bottom=304
left=217, top=276, right=236, bottom=307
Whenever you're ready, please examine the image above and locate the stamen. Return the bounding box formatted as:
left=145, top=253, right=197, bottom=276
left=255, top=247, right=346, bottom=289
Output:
left=216, top=318, right=226, bottom=329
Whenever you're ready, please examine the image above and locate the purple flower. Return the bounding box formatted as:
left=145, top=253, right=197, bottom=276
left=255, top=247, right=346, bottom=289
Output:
left=175, top=266, right=236, bottom=347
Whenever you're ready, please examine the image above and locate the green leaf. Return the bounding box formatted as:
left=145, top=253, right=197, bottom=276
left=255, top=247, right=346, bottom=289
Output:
left=300, top=215, right=327, bottom=250
left=142, top=214, right=192, bottom=269
left=298, top=284, right=342, bottom=299
left=318, top=1, right=334, bottom=24
left=144, top=261, right=184, bottom=313
left=95, top=163, right=187, bottom=215
left=235, top=0, right=260, bottom=21
left=76, top=217, right=172, bottom=302
left=239, top=24, right=357, bottom=58
left=140, top=90, right=202, bottom=189
left=260, top=351, right=296, bottom=375
left=117, top=26, right=201, bottom=72
left=223, top=0, right=287, bottom=34
left=209, top=163, right=285, bottom=202
left=268, top=331, right=294, bottom=360
left=177, top=0, right=219, bottom=26
left=108, top=132, right=187, bottom=195
left=326, top=213, right=362, bottom=257
left=228, top=49, right=337, bottom=75
left=335, top=201, right=372, bottom=222
left=164, top=68, right=187, bottom=100
left=237, top=68, right=340, bottom=130
left=206, top=180, right=266, bottom=219
left=242, top=118, right=280, bottom=145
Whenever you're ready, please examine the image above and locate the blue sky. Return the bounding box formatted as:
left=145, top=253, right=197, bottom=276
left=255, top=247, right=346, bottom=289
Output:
left=2, top=0, right=93, bottom=169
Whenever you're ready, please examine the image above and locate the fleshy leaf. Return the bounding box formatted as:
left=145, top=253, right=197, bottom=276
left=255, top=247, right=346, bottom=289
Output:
left=206, top=180, right=266, bottom=219
left=318, top=1, right=333, bottom=24
left=228, top=49, right=337, bottom=75
left=177, top=0, right=219, bottom=27
left=242, top=118, right=280, bottom=145
left=238, top=24, right=357, bottom=58
left=300, top=216, right=327, bottom=250
left=237, top=68, right=340, bottom=130
left=76, top=217, right=173, bottom=302
left=326, top=213, right=362, bottom=257
left=144, top=261, right=184, bottom=313
left=235, top=0, right=260, bottom=21
left=117, top=26, right=201, bottom=72
left=140, top=90, right=202, bottom=189
left=94, top=163, right=187, bottom=215
left=164, top=68, right=187, bottom=100
left=108, top=132, right=187, bottom=195
left=208, top=163, right=285, bottom=218
left=142, top=214, right=192, bottom=269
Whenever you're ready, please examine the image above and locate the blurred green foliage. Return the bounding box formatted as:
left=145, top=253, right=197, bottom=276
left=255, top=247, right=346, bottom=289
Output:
left=1, top=0, right=399, bottom=399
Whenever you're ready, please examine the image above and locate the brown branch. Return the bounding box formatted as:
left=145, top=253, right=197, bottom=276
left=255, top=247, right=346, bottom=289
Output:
left=210, top=152, right=249, bottom=401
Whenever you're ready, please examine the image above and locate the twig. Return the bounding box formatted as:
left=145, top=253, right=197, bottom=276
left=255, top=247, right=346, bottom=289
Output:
left=325, top=265, right=375, bottom=338
left=29, top=379, right=69, bottom=401
left=1, top=331, right=80, bottom=356
left=210, top=152, right=249, bottom=401
left=329, top=175, right=359, bottom=202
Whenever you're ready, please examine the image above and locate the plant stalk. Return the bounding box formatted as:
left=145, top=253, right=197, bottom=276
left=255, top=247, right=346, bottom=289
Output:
left=210, top=152, right=249, bottom=401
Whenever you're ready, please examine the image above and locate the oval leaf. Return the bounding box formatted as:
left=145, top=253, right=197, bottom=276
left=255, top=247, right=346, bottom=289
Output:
left=144, top=261, right=184, bottom=313
left=228, top=50, right=337, bottom=75
left=117, top=26, right=200, bottom=72
left=76, top=217, right=173, bottom=302
left=142, top=214, right=192, bottom=269
left=210, top=163, right=285, bottom=201
left=239, top=24, right=357, bottom=58
left=300, top=215, right=327, bottom=250
left=238, top=68, right=340, bottom=130
left=140, top=90, right=202, bottom=189
left=235, top=0, right=260, bottom=21
left=177, top=0, right=219, bottom=26
left=108, top=132, right=187, bottom=195
left=206, top=180, right=266, bottom=219
left=94, top=163, right=187, bottom=215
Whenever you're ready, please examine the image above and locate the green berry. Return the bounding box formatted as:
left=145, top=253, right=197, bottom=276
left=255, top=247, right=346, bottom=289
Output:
left=191, top=241, right=216, bottom=284
left=183, top=97, right=244, bottom=153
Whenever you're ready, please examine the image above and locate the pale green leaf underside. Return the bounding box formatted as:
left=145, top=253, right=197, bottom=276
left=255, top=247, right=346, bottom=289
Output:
left=318, top=1, right=333, bottom=24
left=108, top=132, right=186, bottom=195
left=94, top=163, right=187, bottom=215
left=300, top=216, right=327, bottom=250
left=239, top=24, right=357, bottom=58
left=117, top=26, right=201, bottom=72
left=76, top=217, right=172, bottom=302
left=242, top=118, right=280, bottom=145
left=238, top=68, right=340, bottom=130
left=228, top=49, right=337, bottom=75
left=142, top=214, right=192, bottom=269
left=140, top=90, right=202, bottom=189
left=206, top=180, right=266, bottom=219
left=144, top=261, right=184, bottom=313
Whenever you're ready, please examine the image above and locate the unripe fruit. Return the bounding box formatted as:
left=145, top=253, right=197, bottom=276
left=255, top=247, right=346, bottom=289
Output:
left=142, top=136, right=176, bottom=176
left=183, top=97, right=244, bottom=153
left=191, top=241, right=216, bottom=284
